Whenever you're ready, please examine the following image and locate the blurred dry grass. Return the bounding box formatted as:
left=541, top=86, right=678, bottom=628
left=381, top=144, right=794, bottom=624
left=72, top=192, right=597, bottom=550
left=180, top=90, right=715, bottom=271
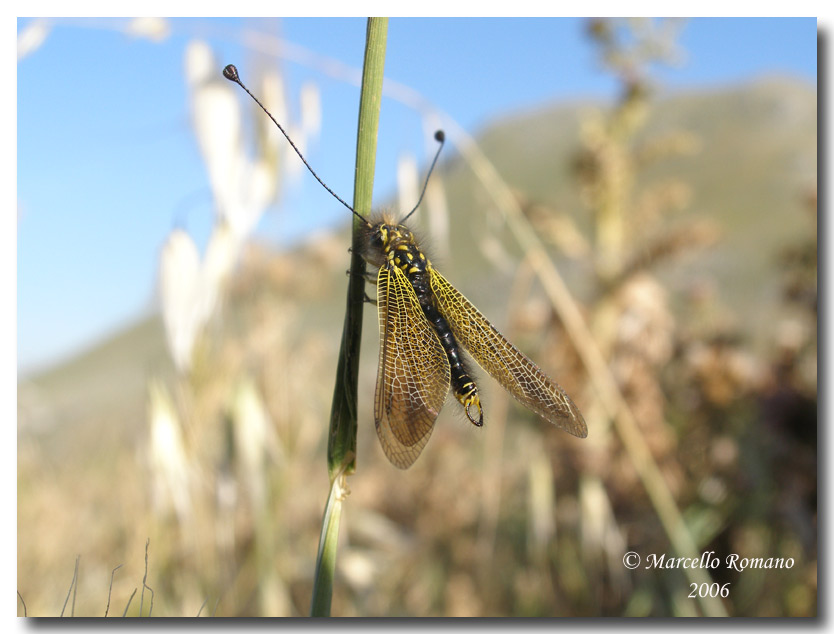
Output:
left=17, top=19, right=816, bottom=617
left=16, top=201, right=817, bottom=616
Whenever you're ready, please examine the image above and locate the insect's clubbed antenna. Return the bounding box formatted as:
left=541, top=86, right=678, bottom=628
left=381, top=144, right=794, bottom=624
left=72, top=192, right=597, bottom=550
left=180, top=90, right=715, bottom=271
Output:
left=401, top=130, right=445, bottom=222
left=223, top=64, right=446, bottom=226
left=222, top=64, right=370, bottom=226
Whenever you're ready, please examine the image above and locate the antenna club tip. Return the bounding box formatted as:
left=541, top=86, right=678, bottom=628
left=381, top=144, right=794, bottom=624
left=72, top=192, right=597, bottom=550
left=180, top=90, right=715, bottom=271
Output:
left=434, top=130, right=445, bottom=143
left=222, top=64, right=240, bottom=83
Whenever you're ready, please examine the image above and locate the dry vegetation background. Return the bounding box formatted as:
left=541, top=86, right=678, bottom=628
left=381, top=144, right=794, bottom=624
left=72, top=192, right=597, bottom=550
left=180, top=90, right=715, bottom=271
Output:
left=17, top=19, right=817, bottom=617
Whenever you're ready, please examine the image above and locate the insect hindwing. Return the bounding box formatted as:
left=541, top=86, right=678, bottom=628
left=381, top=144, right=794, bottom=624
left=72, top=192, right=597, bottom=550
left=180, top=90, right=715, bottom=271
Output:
left=429, top=269, right=588, bottom=439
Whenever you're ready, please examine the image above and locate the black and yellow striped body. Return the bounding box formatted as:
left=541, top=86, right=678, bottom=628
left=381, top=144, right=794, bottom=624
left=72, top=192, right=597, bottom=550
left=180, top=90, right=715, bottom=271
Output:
left=361, top=214, right=586, bottom=469
left=370, top=222, right=483, bottom=427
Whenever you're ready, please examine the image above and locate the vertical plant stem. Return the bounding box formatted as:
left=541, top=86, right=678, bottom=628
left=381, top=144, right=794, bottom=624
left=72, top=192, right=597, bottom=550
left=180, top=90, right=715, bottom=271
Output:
left=310, top=17, right=388, bottom=618
left=310, top=470, right=348, bottom=617
left=326, top=16, right=387, bottom=478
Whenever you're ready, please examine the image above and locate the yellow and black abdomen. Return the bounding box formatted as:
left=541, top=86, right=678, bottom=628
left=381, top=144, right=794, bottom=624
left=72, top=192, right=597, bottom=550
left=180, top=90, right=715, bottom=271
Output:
left=391, top=240, right=484, bottom=427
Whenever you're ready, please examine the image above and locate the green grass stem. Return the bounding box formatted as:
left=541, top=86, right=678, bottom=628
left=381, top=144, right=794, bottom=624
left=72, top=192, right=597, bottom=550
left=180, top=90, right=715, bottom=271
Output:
left=310, top=17, right=388, bottom=617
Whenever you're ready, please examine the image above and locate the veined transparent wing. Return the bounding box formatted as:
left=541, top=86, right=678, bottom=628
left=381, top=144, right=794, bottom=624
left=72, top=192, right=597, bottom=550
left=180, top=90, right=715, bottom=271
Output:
left=429, top=269, right=587, bottom=438
left=374, top=264, right=452, bottom=468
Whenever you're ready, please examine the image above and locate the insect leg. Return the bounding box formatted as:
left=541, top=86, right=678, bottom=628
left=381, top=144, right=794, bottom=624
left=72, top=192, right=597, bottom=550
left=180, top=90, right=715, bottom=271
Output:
left=345, top=269, right=378, bottom=284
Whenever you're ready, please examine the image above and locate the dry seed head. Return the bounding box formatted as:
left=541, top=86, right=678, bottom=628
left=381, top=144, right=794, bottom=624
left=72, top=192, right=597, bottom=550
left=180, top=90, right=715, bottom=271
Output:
left=148, top=381, right=193, bottom=522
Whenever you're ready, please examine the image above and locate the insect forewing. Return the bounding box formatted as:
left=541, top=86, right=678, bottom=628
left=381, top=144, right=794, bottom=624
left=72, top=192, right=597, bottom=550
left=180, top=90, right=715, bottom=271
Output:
left=429, top=270, right=587, bottom=438
left=375, top=265, right=452, bottom=468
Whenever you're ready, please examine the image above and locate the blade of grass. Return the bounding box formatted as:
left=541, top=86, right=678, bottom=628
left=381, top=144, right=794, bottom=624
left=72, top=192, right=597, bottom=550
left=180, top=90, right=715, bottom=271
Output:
left=311, top=16, right=388, bottom=617
left=122, top=588, right=136, bottom=617
left=61, top=555, right=79, bottom=617
left=105, top=564, right=122, bottom=617
left=310, top=470, right=349, bottom=616
left=326, top=17, right=387, bottom=479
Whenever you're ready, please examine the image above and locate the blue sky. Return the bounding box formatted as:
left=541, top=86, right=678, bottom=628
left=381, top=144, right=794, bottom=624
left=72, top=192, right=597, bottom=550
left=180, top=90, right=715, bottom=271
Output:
left=16, top=17, right=817, bottom=375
